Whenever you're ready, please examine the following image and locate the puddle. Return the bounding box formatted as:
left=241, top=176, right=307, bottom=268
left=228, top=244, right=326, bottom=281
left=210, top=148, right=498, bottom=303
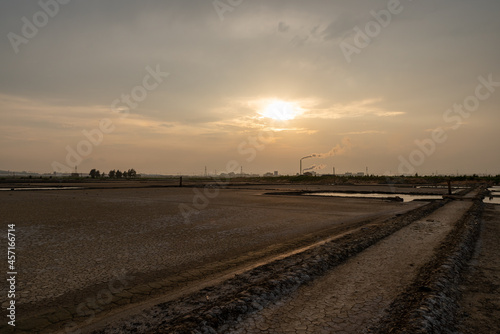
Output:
left=484, top=197, right=500, bottom=205
left=484, top=187, right=500, bottom=204
left=303, top=192, right=442, bottom=202
left=415, top=186, right=465, bottom=194
left=0, top=187, right=84, bottom=191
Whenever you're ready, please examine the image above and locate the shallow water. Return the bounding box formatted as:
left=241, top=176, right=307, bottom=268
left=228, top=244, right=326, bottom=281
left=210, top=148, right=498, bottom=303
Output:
left=484, top=197, right=500, bottom=205
left=485, top=187, right=500, bottom=204
left=0, top=187, right=83, bottom=191
left=416, top=185, right=466, bottom=193
left=304, top=192, right=442, bottom=202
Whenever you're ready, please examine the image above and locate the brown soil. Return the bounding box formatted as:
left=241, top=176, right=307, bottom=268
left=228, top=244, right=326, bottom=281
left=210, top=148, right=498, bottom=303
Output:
left=226, top=201, right=472, bottom=333
left=91, top=201, right=445, bottom=333
left=0, top=184, right=423, bottom=333
left=457, top=204, right=500, bottom=333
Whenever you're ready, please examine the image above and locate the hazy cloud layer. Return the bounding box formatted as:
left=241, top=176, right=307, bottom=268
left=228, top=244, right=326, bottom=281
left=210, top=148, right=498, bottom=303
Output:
left=1, top=0, right=499, bottom=175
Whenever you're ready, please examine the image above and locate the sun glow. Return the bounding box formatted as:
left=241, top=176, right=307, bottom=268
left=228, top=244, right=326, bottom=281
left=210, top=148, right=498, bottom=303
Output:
left=261, top=100, right=303, bottom=121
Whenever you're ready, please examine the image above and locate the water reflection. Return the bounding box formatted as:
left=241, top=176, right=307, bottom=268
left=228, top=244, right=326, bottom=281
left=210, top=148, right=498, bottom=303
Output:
left=484, top=197, right=500, bottom=205
left=485, top=187, right=500, bottom=204
left=304, top=192, right=442, bottom=202
left=0, top=187, right=83, bottom=191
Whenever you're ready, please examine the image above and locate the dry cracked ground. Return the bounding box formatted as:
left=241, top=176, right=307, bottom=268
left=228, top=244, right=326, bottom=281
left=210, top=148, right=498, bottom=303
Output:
left=226, top=201, right=471, bottom=334
left=0, top=182, right=497, bottom=333
left=457, top=204, right=500, bottom=333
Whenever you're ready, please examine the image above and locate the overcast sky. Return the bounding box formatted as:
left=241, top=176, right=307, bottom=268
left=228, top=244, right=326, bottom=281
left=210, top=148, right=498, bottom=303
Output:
left=1, top=0, right=499, bottom=175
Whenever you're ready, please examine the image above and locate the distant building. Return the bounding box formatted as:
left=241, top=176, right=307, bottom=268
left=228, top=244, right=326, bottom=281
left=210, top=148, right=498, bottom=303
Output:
left=356, top=172, right=365, bottom=177
left=71, top=166, right=79, bottom=177
left=274, top=171, right=278, bottom=176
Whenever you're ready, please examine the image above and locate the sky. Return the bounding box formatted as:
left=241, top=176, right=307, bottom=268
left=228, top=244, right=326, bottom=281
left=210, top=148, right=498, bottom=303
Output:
left=1, top=0, right=499, bottom=176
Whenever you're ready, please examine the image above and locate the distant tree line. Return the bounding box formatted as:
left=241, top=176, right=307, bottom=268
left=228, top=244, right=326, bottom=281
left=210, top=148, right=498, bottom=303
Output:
left=89, top=168, right=137, bottom=179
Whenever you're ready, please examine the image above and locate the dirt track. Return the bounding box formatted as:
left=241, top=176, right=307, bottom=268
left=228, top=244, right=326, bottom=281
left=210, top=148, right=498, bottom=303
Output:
left=87, top=188, right=491, bottom=334
left=90, top=200, right=447, bottom=333
left=226, top=200, right=473, bottom=333
left=457, top=204, right=500, bottom=333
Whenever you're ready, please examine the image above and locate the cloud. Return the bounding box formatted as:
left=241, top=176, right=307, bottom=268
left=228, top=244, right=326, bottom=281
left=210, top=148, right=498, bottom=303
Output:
left=339, top=130, right=387, bottom=135
left=278, top=21, right=290, bottom=33
left=1, top=1, right=500, bottom=174
left=303, top=98, right=405, bottom=119
left=320, top=14, right=362, bottom=41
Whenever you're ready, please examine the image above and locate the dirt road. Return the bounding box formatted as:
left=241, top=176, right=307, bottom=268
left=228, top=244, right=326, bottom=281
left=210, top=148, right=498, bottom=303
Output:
left=458, top=204, right=500, bottom=333
left=226, top=200, right=474, bottom=334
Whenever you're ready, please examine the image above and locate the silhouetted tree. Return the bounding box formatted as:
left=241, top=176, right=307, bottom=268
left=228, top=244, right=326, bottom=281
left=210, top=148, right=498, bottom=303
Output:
left=89, top=169, right=99, bottom=178
left=127, top=168, right=137, bottom=178
left=101, top=169, right=136, bottom=179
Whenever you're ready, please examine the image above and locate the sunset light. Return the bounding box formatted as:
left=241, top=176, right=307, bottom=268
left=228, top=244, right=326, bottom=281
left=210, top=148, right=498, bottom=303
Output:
left=261, top=100, right=303, bottom=121
left=1, top=2, right=500, bottom=333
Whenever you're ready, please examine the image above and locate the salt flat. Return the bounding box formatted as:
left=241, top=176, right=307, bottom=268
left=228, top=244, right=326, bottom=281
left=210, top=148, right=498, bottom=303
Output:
left=0, top=183, right=427, bottom=332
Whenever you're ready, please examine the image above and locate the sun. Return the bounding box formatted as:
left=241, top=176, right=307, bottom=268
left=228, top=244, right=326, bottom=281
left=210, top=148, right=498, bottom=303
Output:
left=261, top=100, right=302, bottom=121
